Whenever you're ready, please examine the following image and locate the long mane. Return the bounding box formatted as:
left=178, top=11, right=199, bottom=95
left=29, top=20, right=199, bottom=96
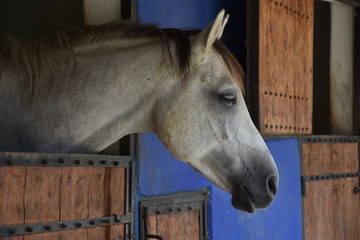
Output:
left=0, top=21, right=244, bottom=96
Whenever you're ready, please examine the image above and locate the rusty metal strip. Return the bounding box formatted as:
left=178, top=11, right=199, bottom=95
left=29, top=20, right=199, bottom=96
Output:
left=0, top=215, right=132, bottom=238
left=0, top=152, right=130, bottom=167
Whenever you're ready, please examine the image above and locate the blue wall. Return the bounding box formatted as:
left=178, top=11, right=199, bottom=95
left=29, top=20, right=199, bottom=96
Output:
left=135, top=1, right=302, bottom=239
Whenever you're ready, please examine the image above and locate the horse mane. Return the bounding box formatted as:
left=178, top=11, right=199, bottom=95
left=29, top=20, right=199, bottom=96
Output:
left=0, top=21, right=244, bottom=97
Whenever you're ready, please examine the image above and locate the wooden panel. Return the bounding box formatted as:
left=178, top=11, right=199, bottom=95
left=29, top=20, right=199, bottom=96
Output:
left=147, top=211, right=200, bottom=240
left=302, top=142, right=358, bottom=175
left=24, top=167, right=61, bottom=240
left=0, top=167, right=25, bottom=240
left=258, top=0, right=314, bottom=134
left=303, top=178, right=360, bottom=240
left=302, top=142, right=360, bottom=240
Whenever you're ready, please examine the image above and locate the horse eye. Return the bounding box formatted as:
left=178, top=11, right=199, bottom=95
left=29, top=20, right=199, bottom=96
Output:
left=220, top=94, right=237, bottom=106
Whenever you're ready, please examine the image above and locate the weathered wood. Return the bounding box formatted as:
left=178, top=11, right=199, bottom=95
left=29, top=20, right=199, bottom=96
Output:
left=106, top=168, right=126, bottom=239
left=303, top=142, right=360, bottom=240
left=24, top=167, right=61, bottom=240
left=258, top=0, right=314, bottom=134
left=147, top=211, right=200, bottom=240
left=59, top=167, right=90, bottom=239
left=0, top=167, right=25, bottom=240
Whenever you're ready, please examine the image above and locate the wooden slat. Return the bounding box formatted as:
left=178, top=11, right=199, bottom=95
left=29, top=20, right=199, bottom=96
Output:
left=258, top=0, right=313, bottom=134
left=106, top=168, right=126, bottom=239
left=24, top=167, right=61, bottom=240
left=147, top=211, right=200, bottom=240
left=302, top=143, right=332, bottom=176
left=0, top=167, right=25, bottom=240
left=59, top=167, right=90, bottom=239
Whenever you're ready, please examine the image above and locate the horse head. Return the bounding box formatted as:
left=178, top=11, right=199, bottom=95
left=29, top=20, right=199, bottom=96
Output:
left=153, top=10, right=279, bottom=213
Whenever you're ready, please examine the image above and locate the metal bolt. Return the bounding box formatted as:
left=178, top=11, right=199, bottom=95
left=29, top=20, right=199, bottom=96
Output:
left=354, top=187, right=360, bottom=194
left=25, top=227, right=33, bottom=233
left=102, top=219, right=111, bottom=224
left=114, top=215, right=122, bottom=223
left=74, top=160, right=81, bottom=165
left=188, top=206, right=193, bottom=211
left=42, top=159, right=50, bottom=165
left=44, top=225, right=52, bottom=230
left=60, top=223, right=67, bottom=228
left=155, top=210, right=161, bottom=215
left=7, top=229, right=15, bottom=234
left=7, top=160, right=13, bottom=165
left=75, top=223, right=82, bottom=228
left=100, top=160, right=107, bottom=165
left=168, top=208, right=173, bottom=212
left=59, top=159, right=65, bottom=164
left=89, top=160, right=95, bottom=165
left=113, top=161, right=119, bottom=166
left=89, top=220, right=95, bottom=225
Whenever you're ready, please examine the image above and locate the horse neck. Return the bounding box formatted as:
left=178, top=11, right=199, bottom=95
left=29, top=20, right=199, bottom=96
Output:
left=66, top=40, right=176, bottom=150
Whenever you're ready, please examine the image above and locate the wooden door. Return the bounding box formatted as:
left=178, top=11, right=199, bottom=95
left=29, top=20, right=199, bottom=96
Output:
left=0, top=152, right=130, bottom=239
left=301, top=137, right=360, bottom=240
left=248, top=0, right=314, bottom=135
left=140, top=190, right=208, bottom=240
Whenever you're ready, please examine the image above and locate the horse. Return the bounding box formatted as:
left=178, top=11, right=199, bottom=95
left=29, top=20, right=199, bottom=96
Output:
left=0, top=10, right=278, bottom=213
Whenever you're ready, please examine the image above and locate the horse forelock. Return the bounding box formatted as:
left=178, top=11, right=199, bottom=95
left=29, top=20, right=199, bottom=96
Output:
left=0, top=21, right=244, bottom=96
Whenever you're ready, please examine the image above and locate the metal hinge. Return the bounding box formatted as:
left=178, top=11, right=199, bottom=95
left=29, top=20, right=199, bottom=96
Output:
left=301, top=171, right=360, bottom=196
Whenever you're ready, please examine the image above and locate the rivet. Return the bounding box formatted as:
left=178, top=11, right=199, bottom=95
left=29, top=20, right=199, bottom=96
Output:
left=59, top=158, right=65, bottom=164
left=7, top=229, right=16, bottom=234
left=102, top=219, right=111, bottom=224
left=265, top=91, right=268, bottom=95
left=42, top=159, right=50, bottom=165
left=188, top=206, right=193, bottom=211
left=89, top=160, right=95, bottom=165
left=113, top=161, right=119, bottom=166
left=89, top=220, right=95, bottom=225
left=115, top=215, right=122, bottom=223
left=265, top=124, right=269, bottom=128
left=100, top=160, right=107, bottom=165
left=168, top=208, right=173, bottom=212
left=155, top=210, right=161, bottom=215
left=75, top=223, right=82, bottom=228
left=44, top=225, right=52, bottom=231
left=74, top=160, right=81, bottom=165
left=7, top=160, right=13, bottom=165
left=177, top=208, right=182, bottom=212
left=61, top=223, right=67, bottom=228
left=25, top=227, right=33, bottom=233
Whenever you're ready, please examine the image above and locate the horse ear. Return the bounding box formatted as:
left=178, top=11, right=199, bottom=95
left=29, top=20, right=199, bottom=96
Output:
left=192, top=9, right=229, bottom=55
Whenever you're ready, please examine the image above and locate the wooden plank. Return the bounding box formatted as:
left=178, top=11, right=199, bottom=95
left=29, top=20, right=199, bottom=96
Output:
left=0, top=167, right=25, bottom=240
left=331, top=143, right=358, bottom=173
left=106, top=168, right=126, bottom=239
left=302, top=143, right=332, bottom=176
left=59, top=167, right=90, bottom=240
left=147, top=211, right=200, bottom=240
left=24, top=167, right=61, bottom=240
left=87, top=167, right=106, bottom=240
left=303, top=180, right=336, bottom=240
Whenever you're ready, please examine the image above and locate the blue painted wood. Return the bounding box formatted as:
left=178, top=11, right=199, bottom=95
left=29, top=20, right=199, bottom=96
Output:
left=135, top=1, right=302, bottom=239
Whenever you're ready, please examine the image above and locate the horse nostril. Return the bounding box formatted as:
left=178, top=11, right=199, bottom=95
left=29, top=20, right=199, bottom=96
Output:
left=267, top=176, right=277, bottom=196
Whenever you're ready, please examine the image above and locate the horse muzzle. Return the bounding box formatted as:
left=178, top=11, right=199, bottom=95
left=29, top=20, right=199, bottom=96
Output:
left=231, top=172, right=279, bottom=213
left=231, top=174, right=278, bottom=213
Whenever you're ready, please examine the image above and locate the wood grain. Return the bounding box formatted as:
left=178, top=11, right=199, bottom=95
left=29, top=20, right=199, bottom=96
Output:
left=147, top=211, right=200, bottom=240
left=302, top=142, right=360, bottom=240
left=258, top=0, right=314, bottom=134
left=24, top=167, right=61, bottom=240
left=0, top=167, right=26, bottom=240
